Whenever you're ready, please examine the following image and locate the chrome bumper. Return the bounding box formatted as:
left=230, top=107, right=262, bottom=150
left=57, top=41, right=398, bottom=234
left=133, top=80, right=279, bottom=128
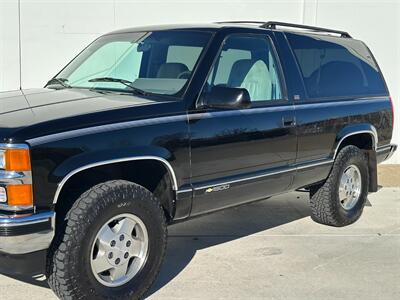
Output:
left=0, top=211, right=55, bottom=254
left=386, top=144, right=397, bottom=161
left=377, top=144, right=397, bottom=163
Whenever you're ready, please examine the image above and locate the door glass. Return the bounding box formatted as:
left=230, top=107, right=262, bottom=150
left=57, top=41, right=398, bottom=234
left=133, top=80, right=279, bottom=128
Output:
left=205, top=35, right=282, bottom=102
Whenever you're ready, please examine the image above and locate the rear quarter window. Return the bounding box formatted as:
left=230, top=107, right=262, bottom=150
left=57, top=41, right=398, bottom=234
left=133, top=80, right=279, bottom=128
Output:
left=286, top=32, right=387, bottom=99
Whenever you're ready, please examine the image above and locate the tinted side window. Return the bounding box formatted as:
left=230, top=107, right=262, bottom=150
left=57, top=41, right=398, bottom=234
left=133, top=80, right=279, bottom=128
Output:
left=286, top=33, right=387, bottom=99
left=205, top=35, right=283, bottom=102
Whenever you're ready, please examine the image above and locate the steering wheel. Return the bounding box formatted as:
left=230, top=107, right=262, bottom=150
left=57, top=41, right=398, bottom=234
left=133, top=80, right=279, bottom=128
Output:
left=177, top=71, right=192, bottom=79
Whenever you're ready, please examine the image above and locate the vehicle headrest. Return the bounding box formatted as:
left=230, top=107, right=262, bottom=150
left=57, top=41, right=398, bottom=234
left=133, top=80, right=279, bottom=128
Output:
left=157, top=63, right=189, bottom=78
left=228, top=59, right=256, bottom=87
left=319, top=61, right=364, bottom=96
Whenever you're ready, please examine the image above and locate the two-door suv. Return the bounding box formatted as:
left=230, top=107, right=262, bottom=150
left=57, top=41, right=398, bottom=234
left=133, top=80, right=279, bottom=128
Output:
left=0, top=21, right=396, bottom=299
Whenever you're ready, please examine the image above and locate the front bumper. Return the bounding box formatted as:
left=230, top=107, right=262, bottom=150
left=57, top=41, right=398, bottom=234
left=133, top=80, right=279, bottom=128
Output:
left=0, top=211, right=55, bottom=255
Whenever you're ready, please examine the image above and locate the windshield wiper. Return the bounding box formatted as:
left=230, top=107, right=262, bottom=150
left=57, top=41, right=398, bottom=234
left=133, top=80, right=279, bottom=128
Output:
left=88, top=77, right=148, bottom=95
left=46, top=78, right=71, bottom=88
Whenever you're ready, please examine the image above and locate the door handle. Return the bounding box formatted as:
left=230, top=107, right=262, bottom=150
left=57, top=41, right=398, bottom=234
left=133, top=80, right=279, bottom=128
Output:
left=282, top=116, right=296, bottom=127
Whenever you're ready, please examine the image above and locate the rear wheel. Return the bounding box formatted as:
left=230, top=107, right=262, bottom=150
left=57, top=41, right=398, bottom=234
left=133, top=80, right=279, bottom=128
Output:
left=310, top=145, right=369, bottom=226
left=47, top=180, right=167, bottom=300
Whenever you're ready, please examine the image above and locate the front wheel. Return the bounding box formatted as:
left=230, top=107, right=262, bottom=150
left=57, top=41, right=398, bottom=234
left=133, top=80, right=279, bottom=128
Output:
left=310, top=145, right=369, bottom=227
left=47, top=180, right=167, bottom=300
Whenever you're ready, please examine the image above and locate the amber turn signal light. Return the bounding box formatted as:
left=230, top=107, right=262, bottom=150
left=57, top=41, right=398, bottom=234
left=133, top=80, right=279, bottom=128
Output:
left=7, top=184, right=33, bottom=206
left=5, top=149, right=31, bottom=172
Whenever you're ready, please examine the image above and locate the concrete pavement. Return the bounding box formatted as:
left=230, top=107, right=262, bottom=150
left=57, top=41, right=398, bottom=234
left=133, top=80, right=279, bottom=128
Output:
left=1, top=188, right=399, bottom=299
left=378, top=165, right=400, bottom=187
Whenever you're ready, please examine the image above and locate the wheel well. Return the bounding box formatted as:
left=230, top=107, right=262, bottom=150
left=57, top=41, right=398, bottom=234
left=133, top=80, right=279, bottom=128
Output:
left=55, top=160, right=175, bottom=223
left=336, top=133, right=374, bottom=157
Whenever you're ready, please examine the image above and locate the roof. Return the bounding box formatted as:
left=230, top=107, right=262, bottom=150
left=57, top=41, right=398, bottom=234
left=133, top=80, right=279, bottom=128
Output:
left=106, top=22, right=262, bottom=35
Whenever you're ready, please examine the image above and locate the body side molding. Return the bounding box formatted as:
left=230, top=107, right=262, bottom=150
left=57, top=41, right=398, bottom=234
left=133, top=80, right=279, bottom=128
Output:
left=192, top=158, right=333, bottom=192
left=52, top=156, right=178, bottom=204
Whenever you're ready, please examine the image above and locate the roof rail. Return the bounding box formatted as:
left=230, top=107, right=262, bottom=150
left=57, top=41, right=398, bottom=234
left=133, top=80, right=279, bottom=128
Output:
left=261, top=21, right=352, bottom=38
left=215, top=21, right=266, bottom=25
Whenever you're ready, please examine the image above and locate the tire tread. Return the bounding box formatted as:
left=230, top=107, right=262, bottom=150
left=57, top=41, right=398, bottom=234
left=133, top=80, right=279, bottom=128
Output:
left=310, top=146, right=369, bottom=227
left=47, top=180, right=167, bottom=300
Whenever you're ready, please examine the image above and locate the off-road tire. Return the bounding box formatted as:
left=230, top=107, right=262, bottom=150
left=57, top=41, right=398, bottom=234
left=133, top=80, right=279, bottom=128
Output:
left=310, top=145, right=369, bottom=227
left=46, top=180, right=167, bottom=300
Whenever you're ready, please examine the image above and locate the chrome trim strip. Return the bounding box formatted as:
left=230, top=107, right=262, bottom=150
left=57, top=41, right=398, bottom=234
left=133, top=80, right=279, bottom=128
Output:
left=194, top=167, right=295, bottom=191
left=376, top=144, right=392, bottom=153
left=188, top=105, right=295, bottom=121
left=0, top=170, right=32, bottom=185
left=333, top=129, right=378, bottom=159
left=176, top=188, right=192, bottom=194
left=0, top=143, right=29, bottom=149
left=294, top=98, right=388, bottom=110
left=192, top=159, right=333, bottom=192
left=53, top=156, right=178, bottom=204
left=0, top=204, right=33, bottom=212
left=296, top=159, right=334, bottom=170
left=0, top=211, right=54, bottom=226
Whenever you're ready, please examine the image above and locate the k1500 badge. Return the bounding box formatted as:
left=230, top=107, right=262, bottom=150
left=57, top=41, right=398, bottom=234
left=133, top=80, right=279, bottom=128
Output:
left=205, top=184, right=230, bottom=193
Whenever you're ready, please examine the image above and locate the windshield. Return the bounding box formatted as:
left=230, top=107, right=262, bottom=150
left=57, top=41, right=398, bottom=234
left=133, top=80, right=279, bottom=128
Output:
left=52, top=30, right=212, bottom=96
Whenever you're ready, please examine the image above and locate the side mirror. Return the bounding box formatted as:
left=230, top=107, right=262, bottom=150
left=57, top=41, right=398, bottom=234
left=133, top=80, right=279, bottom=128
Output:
left=198, top=86, right=251, bottom=109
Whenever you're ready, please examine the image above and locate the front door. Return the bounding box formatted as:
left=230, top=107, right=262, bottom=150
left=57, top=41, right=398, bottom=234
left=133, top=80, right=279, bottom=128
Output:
left=188, top=33, right=297, bottom=215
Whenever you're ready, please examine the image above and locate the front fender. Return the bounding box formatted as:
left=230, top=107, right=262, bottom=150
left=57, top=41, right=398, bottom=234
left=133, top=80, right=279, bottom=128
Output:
left=50, top=145, right=178, bottom=203
left=29, top=144, right=180, bottom=209
left=52, top=146, right=173, bottom=180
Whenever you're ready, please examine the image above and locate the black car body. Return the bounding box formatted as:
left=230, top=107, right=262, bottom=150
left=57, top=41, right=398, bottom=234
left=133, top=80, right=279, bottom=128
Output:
left=0, top=21, right=396, bottom=298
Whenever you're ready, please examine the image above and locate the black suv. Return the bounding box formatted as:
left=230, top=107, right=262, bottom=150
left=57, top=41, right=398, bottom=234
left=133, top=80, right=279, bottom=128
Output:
left=0, top=21, right=396, bottom=299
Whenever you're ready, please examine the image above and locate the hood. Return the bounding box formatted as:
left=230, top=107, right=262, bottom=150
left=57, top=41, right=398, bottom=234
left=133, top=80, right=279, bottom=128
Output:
left=0, top=89, right=31, bottom=113
left=0, top=88, right=167, bottom=142
left=0, top=88, right=157, bottom=114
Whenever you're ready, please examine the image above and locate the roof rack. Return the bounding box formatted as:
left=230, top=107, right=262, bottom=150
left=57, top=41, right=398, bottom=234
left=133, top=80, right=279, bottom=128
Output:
left=261, top=21, right=352, bottom=38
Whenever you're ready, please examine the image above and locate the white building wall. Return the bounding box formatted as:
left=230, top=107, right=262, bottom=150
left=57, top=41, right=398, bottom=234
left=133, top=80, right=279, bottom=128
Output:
left=0, top=1, right=20, bottom=91
left=0, top=0, right=399, bottom=163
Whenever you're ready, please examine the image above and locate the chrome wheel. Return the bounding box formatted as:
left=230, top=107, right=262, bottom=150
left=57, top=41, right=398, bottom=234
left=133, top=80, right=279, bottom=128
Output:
left=338, top=164, right=362, bottom=210
left=90, top=213, right=149, bottom=287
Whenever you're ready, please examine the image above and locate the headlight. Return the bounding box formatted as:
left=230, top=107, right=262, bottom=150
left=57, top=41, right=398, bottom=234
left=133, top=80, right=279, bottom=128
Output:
left=0, top=187, right=6, bottom=203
